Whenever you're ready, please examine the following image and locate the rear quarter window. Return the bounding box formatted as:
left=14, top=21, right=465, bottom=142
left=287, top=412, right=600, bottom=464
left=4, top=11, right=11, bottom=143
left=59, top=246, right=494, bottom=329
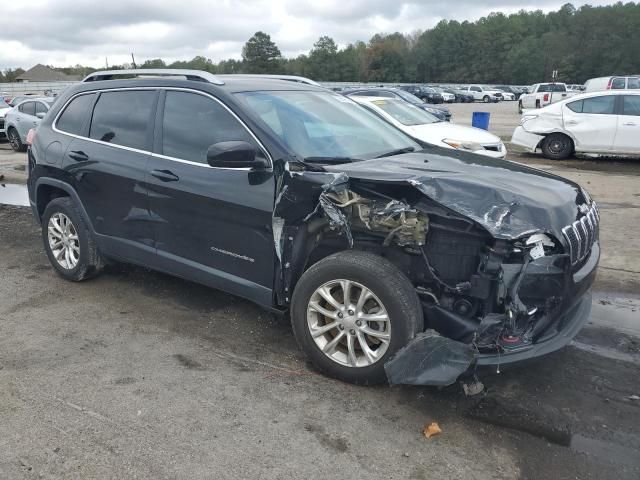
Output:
left=56, top=93, right=96, bottom=135
left=611, top=77, right=626, bottom=89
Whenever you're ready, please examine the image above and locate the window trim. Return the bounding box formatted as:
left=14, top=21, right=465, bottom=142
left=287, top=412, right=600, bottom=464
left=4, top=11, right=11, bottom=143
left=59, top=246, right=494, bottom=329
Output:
left=52, top=86, right=273, bottom=171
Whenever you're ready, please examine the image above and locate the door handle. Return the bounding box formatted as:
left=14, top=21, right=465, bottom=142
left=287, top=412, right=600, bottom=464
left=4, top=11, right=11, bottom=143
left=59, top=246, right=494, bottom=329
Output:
left=68, top=150, right=89, bottom=162
left=151, top=169, right=179, bottom=182
left=622, top=122, right=637, bottom=126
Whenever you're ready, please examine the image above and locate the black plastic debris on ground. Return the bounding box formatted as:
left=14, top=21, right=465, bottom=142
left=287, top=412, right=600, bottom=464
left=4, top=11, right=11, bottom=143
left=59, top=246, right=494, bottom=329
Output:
left=384, top=330, right=475, bottom=386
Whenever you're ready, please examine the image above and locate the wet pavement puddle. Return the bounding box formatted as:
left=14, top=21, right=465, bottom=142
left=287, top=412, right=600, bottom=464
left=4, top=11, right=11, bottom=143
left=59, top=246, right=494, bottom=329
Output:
left=0, top=183, right=29, bottom=206
left=467, top=397, right=640, bottom=468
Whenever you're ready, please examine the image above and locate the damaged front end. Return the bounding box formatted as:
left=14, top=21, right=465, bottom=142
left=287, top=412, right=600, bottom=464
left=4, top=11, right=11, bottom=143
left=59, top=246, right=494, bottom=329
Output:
left=273, top=154, right=600, bottom=387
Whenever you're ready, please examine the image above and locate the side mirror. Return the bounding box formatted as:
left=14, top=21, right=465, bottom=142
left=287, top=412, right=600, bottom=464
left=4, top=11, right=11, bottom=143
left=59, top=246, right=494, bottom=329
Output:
left=36, top=112, right=46, bottom=119
left=206, top=141, right=267, bottom=169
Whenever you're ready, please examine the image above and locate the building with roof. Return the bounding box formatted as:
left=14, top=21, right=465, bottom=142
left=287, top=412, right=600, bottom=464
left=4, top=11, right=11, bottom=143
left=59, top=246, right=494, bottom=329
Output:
left=15, top=64, right=81, bottom=83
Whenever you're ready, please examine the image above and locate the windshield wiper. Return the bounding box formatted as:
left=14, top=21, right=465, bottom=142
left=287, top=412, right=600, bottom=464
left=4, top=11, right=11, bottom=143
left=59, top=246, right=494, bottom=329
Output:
left=375, top=147, right=416, bottom=159
left=303, top=156, right=356, bottom=164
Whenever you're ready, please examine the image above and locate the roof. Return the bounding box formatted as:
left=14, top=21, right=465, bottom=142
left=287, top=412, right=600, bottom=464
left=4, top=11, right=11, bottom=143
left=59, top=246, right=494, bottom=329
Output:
left=16, top=64, right=81, bottom=82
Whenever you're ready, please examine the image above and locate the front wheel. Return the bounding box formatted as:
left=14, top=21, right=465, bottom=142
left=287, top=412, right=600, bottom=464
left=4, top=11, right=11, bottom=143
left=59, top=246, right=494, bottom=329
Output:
left=483, top=95, right=490, bottom=103
left=541, top=133, right=574, bottom=160
left=291, top=251, right=423, bottom=385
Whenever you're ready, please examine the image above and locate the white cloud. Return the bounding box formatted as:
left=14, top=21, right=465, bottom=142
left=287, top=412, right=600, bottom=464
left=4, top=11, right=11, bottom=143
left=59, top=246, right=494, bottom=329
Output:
left=0, top=0, right=616, bottom=70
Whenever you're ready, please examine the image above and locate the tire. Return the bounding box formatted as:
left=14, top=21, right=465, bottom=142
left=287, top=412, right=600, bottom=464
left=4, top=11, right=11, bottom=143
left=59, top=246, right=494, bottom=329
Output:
left=518, top=101, right=523, bottom=114
left=535, top=99, right=541, bottom=109
left=7, top=127, right=25, bottom=152
left=483, top=95, right=490, bottom=103
left=42, top=197, right=104, bottom=281
left=291, top=250, right=423, bottom=385
left=541, top=133, right=574, bottom=160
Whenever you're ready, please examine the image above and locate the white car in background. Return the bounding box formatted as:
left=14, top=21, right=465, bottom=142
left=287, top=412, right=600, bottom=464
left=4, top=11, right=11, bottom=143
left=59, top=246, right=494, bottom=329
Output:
left=511, top=90, right=640, bottom=159
left=352, top=96, right=507, bottom=158
left=0, top=101, right=11, bottom=137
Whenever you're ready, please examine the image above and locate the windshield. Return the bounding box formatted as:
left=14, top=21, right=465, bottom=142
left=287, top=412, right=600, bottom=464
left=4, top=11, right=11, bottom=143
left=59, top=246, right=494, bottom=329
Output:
left=393, top=89, right=423, bottom=105
left=370, top=99, right=438, bottom=126
left=235, top=91, right=420, bottom=161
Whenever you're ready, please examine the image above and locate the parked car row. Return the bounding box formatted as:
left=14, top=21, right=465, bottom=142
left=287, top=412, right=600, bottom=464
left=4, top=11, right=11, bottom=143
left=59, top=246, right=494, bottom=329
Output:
left=0, top=97, right=55, bottom=150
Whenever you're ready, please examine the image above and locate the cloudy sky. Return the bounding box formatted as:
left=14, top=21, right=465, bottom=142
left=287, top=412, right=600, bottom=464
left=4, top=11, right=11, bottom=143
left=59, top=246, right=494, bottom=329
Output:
left=1, top=0, right=615, bottom=70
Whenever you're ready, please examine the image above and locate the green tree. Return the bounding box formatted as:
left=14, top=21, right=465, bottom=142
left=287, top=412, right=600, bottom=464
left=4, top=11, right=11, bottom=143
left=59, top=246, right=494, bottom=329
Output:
left=242, top=32, right=282, bottom=73
left=307, top=36, right=340, bottom=81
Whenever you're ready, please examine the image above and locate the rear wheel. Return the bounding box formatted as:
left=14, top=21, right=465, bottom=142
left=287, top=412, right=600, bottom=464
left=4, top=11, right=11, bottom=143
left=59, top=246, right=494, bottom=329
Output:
left=7, top=128, right=25, bottom=152
left=291, top=251, right=423, bottom=385
left=42, top=197, right=104, bottom=281
left=518, top=101, right=523, bottom=114
left=541, top=133, right=574, bottom=160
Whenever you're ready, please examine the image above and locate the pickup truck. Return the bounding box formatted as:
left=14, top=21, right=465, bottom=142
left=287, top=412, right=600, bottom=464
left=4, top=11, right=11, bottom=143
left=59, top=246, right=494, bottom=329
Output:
left=518, top=83, right=576, bottom=113
left=464, top=85, right=503, bottom=103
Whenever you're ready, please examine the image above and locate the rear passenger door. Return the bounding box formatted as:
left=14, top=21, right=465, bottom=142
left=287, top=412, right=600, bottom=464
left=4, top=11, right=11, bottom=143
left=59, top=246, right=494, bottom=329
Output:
left=16, top=101, right=38, bottom=139
left=613, top=95, right=640, bottom=153
left=147, top=89, right=275, bottom=304
left=65, top=89, right=157, bottom=252
left=563, top=95, right=617, bottom=151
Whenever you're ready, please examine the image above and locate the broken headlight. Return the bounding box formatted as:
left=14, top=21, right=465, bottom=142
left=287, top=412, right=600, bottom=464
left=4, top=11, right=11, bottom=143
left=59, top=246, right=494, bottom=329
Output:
left=442, top=138, right=485, bottom=152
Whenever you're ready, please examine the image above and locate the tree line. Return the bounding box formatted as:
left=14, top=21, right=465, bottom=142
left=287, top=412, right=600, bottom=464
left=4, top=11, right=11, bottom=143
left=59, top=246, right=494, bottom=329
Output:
left=1, top=2, right=638, bottom=85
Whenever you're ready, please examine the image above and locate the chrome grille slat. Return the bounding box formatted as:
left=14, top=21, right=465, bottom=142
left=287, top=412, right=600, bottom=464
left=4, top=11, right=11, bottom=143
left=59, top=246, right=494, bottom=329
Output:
left=561, top=203, right=599, bottom=266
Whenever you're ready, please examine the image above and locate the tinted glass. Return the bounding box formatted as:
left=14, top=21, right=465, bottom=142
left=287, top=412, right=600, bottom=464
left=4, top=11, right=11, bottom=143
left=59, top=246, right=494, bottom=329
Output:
left=162, top=91, right=255, bottom=164
left=35, top=102, right=48, bottom=115
left=627, top=77, right=640, bottom=89
left=57, top=93, right=96, bottom=135
left=622, top=95, right=640, bottom=116
left=236, top=90, right=420, bottom=161
left=470, top=87, right=481, bottom=92
left=393, top=89, right=422, bottom=104
left=582, top=96, right=615, bottom=114
left=611, top=77, right=626, bottom=89
left=90, top=90, right=156, bottom=149
left=19, top=102, right=36, bottom=116
left=538, top=84, right=567, bottom=92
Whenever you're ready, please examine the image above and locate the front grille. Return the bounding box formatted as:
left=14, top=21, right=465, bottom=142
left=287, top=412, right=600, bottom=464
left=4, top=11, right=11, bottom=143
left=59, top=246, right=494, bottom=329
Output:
left=562, top=203, right=599, bottom=265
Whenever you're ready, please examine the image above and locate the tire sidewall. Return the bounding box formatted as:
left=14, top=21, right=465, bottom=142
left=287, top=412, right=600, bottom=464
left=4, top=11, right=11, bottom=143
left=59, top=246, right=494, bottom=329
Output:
left=42, top=198, right=91, bottom=280
left=542, top=133, right=573, bottom=160
left=291, top=253, right=420, bottom=384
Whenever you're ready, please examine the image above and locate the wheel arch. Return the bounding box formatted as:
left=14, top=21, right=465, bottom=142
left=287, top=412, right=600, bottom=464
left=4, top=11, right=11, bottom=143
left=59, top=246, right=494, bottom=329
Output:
left=34, top=178, right=94, bottom=233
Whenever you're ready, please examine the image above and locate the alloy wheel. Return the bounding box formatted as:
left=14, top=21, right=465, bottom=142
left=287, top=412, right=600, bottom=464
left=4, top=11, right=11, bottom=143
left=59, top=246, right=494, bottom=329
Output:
left=9, top=130, right=21, bottom=150
left=48, top=212, right=80, bottom=269
left=306, top=279, right=391, bottom=368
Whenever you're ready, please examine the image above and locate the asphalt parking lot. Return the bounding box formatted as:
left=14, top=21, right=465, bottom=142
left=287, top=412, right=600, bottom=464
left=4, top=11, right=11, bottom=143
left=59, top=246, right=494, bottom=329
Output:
left=1, top=122, right=640, bottom=478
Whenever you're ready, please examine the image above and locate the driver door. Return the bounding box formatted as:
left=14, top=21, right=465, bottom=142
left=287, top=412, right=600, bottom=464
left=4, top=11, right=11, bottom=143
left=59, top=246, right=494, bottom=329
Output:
left=147, top=89, right=275, bottom=305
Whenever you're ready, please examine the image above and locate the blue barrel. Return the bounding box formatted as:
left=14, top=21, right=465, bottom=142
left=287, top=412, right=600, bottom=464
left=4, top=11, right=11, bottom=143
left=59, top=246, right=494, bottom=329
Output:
left=472, top=111, right=490, bottom=130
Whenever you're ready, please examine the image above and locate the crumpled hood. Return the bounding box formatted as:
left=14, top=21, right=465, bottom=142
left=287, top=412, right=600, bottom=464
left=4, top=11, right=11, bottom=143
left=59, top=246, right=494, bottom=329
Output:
left=406, top=122, right=502, bottom=146
left=324, top=148, right=587, bottom=241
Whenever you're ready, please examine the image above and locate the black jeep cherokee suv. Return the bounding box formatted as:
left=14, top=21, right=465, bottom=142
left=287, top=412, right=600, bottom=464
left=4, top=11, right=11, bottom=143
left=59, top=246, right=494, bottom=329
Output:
left=28, top=70, right=599, bottom=386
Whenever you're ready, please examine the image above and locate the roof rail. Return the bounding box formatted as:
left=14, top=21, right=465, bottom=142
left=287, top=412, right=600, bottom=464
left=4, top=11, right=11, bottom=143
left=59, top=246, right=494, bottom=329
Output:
left=82, top=69, right=225, bottom=85
left=219, top=74, right=321, bottom=87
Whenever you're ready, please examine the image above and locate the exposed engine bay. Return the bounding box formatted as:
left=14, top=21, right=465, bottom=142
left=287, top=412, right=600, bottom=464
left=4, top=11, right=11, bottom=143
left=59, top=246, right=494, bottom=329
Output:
left=273, top=162, right=599, bottom=386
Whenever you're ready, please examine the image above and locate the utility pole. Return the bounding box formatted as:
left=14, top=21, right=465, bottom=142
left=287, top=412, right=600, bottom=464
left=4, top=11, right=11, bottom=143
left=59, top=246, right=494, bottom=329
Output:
left=131, top=53, right=137, bottom=69
left=105, top=57, right=109, bottom=69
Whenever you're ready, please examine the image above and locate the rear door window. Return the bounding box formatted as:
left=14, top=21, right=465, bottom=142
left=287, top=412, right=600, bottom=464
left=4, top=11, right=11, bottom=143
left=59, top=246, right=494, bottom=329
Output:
left=627, top=77, right=640, bottom=89
left=89, top=90, right=156, bottom=150
left=161, top=91, right=257, bottom=164
left=35, top=102, right=48, bottom=115
left=581, top=96, right=616, bottom=114
left=622, top=95, right=640, bottom=116
left=56, top=93, right=96, bottom=135
left=19, top=102, right=36, bottom=116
